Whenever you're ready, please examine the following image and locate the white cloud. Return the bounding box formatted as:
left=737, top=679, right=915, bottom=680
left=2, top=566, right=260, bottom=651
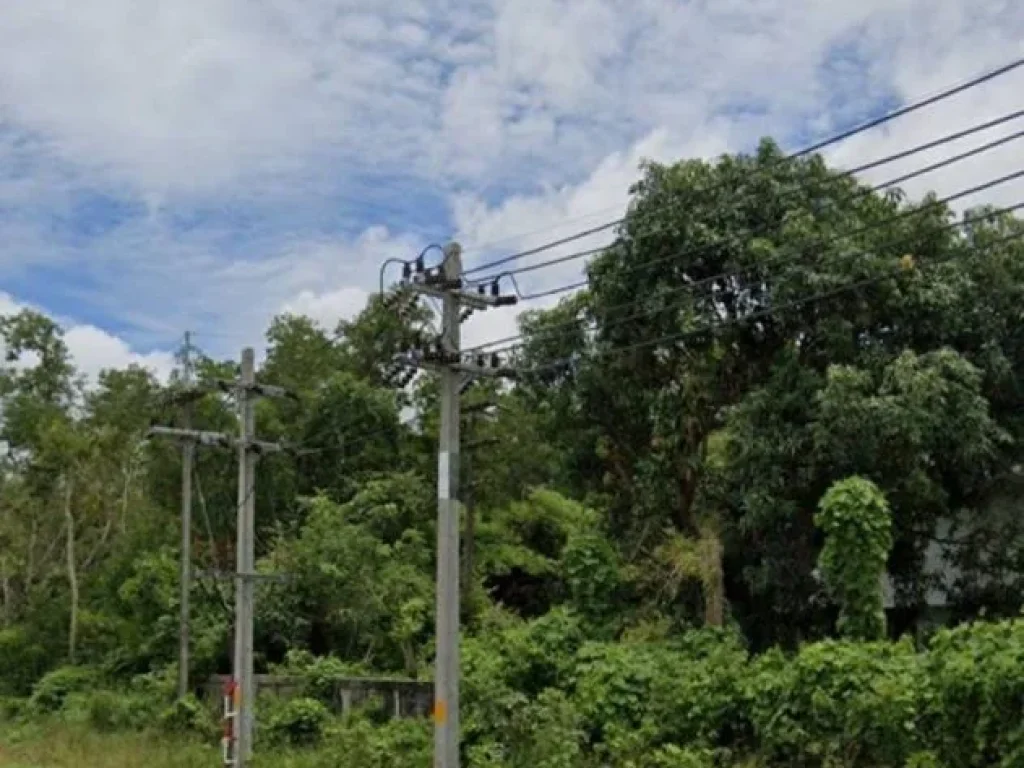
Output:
left=0, top=0, right=1022, bottom=367
left=280, top=287, right=370, bottom=331
left=63, top=325, right=176, bottom=383
left=0, top=292, right=174, bottom=384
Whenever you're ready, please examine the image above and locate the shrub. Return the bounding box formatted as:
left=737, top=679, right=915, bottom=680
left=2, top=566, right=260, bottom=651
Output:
left=128, top=667, right=176, bottom=700
left=572, top=642, right=659, bottom=745
left=644, top=629, right=751, bottom=749
left=158, top=693, right=218, bottom=739
left=62, top=688, right=155, bottom=732
left=577, top=630, right=750, bottom=763
left=29, top=665, right=101, bottom=713
left=274, top=650, right=365, bottom=708
left=904, top=753, right=944, bottom=768
left=265, top=696, right=331, bottom=746
left=318, top=717, right=431, bottom=768
left=645, top=745, right=716, bottom=768
left=0, top=627, right=48, bottom=696
left=924, top=619, right=1024, bottom=767
left=0, top=695, right=27, bottom=722
left=747, top=639, right=928, bottom=768
left=500, top=608, right=585, bottom=696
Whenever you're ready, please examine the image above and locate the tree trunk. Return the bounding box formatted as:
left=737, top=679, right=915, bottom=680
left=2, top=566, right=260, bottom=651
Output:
left=64, top=475, right=79, bottom=664
left=702, top=529, right=725, bottom=627
left=119, top=455, right=135, bottom=536
left=1, top=570, right=10, bottom=626
left=26, top=519, right=37, bottom=588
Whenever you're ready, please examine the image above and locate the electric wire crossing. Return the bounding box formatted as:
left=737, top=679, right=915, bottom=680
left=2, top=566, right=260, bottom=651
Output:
left=382, top=243, right=517, bottom=768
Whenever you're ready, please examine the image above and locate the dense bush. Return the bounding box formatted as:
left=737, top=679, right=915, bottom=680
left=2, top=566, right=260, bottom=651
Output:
left=264, top=696, right=331, bottom=746
left=158, top=694, right=219, bottom=739
left=29, top=665, right=102, bottom=713
left=924, top=619, right=1024, bottom=767
left=273, top=649, right=367, bottom=708
left=5, top=618, right=1024, bottom=767
left=62, top=688, right=155, bottom=732
left=747, top=639, right=929, bottom=768
left=0, top=627, right=49, bottom=696
left=0, top=695, right=27, bottom=722
left=317, top=718, right=431, bottom=768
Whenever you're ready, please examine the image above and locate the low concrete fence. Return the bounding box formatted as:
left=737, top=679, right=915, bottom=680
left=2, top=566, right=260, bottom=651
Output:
left=200, top=674, right=433, bottom=719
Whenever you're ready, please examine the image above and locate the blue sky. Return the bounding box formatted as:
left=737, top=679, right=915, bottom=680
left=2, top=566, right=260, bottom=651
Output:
left=0, top=0, right=1022, bottom=380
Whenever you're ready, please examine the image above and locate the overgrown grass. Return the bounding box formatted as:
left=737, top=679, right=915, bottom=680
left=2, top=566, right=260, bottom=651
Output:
left=0, top=722, right=217, bottom=768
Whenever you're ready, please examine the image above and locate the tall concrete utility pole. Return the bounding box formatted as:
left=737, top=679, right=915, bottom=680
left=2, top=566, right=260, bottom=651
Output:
left=234, top=348, right=258, bottom=765
left=148, top=346, right=294, bottom=768
left=389, top=243, right=517, bottom=768
left=178, top=331, right=194, bottom=700
left=435, top=245, right=462, bottom=767
left=229, top=347, right=294, bottom=767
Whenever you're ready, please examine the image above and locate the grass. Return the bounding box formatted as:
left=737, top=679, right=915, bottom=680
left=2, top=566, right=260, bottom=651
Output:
left=0, top=723, right=217, bottom=768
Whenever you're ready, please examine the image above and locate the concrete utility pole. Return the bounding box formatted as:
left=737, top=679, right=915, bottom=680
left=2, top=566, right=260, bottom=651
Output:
left=435, top=246, right=462, bottom=767
left=391, top=243, right=517, bottom=768
left=148, top=332, right=206, bottom=701
left=234, top=348, right=258, bottom=766
left=179, top=331, right=194, bottom=700
left=230, top=348, right=293, bottom=768
left=148, top=346, right=294, bottom=768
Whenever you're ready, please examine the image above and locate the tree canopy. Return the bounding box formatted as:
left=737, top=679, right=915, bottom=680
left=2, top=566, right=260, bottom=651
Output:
left=2, top=138, right=1023, bottom=702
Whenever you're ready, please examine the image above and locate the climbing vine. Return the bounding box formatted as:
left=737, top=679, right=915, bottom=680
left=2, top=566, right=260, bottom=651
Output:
left=815, top=476, right=893, bottom=640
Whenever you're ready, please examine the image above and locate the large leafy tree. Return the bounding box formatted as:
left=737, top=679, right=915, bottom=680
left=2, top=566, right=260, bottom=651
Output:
left=516, top=140, right=1024, bottom=641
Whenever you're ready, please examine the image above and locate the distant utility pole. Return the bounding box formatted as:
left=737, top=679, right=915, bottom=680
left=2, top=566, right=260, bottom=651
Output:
left=148, top=331, right=205, bottom=700
left=392, top=243, right=516, bottom=768
left=179, top=332, right=195, bottom=701
left=149, top=346, right=295, bottom=768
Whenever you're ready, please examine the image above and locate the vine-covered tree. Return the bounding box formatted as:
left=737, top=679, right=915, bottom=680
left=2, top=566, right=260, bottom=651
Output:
left=815, top=476, right=893, bottom=640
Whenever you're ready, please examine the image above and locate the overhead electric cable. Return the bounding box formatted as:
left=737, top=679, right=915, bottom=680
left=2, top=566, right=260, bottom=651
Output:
left=461, top=58, right=1024, bottom=278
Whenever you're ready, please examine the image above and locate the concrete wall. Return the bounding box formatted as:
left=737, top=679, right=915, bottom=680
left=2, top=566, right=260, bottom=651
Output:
left=201, top=674, right=433, bottom=719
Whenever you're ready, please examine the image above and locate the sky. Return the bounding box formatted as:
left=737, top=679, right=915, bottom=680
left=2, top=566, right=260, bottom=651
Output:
left=0, top=0, right=1022, bottom=383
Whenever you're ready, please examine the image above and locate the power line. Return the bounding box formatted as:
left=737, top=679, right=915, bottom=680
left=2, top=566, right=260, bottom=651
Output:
left=482, top=195, right=1024, bottom=357
left=460, top=57, right=1024, bottom=278
left=468, top=109, right=1024, bottom=292
left=464, top=169, right=1024, bottom=355
left=515, top=225, right=1024, bottom=378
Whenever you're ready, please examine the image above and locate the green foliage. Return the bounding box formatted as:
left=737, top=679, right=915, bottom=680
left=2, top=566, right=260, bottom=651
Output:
left=62, top=688, right=155, bottom=732
left=462, top=608, right=586, bottom=759
left=264, top=697, right=331, bottom=746
left=924, top=619, right=1024, bottom=767
left=572, top=629, right=749, bottom=759
left=274, top=650, right=367, bottom=706
left=259, top=484, right=433, bottom=673
left=158, top=694, right=218, bottom=739
left=644, top=745, right=716, bottom=768
left=5, top=142, right=1024, bottom=768
left=29, top=665, right=101, bottom=713
left=317, top=717, right=432, bottom=768
left=563, top=523, right=623, bottom=630
left=904, top=752, right=944, bottom=768
left=815, top=477, right=893, bottom=640
left=0, top=695, right=27, bottom=722
left=0, top=626, right=48, bottom=695
left=747, top=639, right=929, bottom=768
left=645, top=630, right=750, bottom=750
